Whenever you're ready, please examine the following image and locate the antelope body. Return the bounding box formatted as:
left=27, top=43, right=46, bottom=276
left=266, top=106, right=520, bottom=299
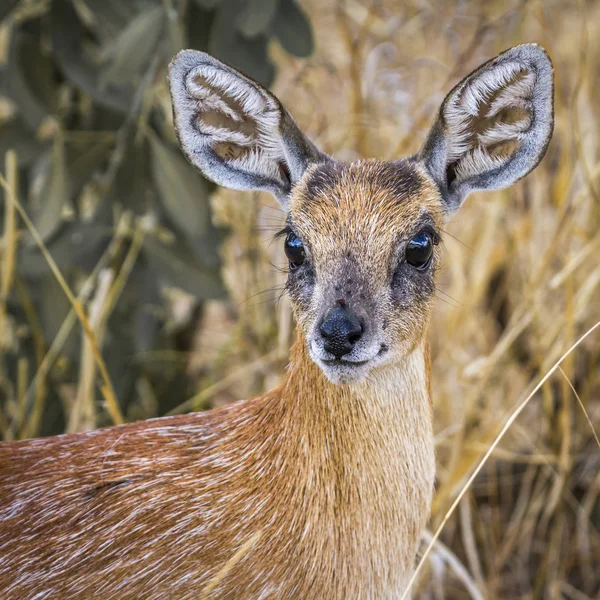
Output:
left=0, top=44, right=553, bottom=599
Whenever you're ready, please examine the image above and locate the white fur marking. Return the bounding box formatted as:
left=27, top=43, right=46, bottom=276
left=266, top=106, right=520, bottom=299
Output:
left=444, top=59, right=540, bottom=182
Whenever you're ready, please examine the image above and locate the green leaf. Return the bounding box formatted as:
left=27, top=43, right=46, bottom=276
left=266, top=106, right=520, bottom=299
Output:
left=99, top=6, right=165, bottom=88
left=194, top=0, right=222, bottom=9
left=19, top=222, right=110, bottom=277
left=209, top=0, right=275, bottom=86
left=23, top=134, right=111, bottom=248
left=187, top=220, right=227, bottom=270
left=149, top=134, right=213, bottom=242
left=0, top=0, right=18, bottom=23
left=0, top=120, right=48, bottom=166
left=66, top=135, right=114, bottom=200
left=35, top=274, right=78, bottom=361
left=143, top=237, right=225, bottom=299
left=186, top=2, right=215, bottom=50
left=133, top=268, right=162, bottom=354
left=114, top=138, right=153, bottom=215
left=273, top=0, right=314, bottom=58
left=166, top=7, right=187, bottom=55
left=236, top=0, right=279, bottom=38
left=76, top=0, right=146, bottom=39
left=50, top=0, right=132, bottom=114
left=149, top=134, right=225, bottom=268
left=28, top=131, right=68, bottom=243
left=3, top=30, right=57, bottom=131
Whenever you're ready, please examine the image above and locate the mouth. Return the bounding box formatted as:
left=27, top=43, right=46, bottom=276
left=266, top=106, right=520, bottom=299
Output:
left=316, top=357, right=372, bottom=384
left=321, top=358, right=370, bottom=367
left=309, top=341, right=389, bottom=384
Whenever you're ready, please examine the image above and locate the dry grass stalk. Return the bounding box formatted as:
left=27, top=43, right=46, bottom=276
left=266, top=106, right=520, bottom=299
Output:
left=1, top=0, right=599, bottom=596
left=0, top=152, right=17, bottom=309
left=199, top=530, right=263, bottom=598
left=0, top=174, right=124, bottom=425
left=401, top=320, right=600, bottom=599
left=18, top=216, right=132, bottom=438
left=68, top=268, right=114, bottom=432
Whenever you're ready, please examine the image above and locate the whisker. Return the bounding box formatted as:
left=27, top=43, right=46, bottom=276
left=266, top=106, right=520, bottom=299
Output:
left=435, top=287, right=463, bottom=307
left=274, top=286, right=289, bottom=309
left=237, top=286, right=287, bottom=309
left=440, top=228, right=473, bottom=251
left=257, top=202, right=286, bottom=214
left=434, top=291, right=461, bottom=309
left=269, top=261, right=291, bottom=275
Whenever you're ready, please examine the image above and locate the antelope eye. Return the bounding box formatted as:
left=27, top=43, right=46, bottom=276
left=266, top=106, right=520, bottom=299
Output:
left=284, top=232, right=305, bottom=270
left=405, top=231, right=434, bottom=270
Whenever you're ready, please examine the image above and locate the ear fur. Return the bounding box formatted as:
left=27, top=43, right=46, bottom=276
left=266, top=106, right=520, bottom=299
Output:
left=418, top=43, right=554, bottom=212
left=168, top=50, right=328, bottom=208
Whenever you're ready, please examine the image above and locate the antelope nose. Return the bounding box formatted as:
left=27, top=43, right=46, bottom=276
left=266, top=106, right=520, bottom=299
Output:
left=319, top=306, right=363, bottom=358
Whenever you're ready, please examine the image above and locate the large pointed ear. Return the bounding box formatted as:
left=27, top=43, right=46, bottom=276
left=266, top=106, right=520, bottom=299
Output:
left=418, top=44, right=554, bottom=213
left=168, top=50, right=329, bottom=209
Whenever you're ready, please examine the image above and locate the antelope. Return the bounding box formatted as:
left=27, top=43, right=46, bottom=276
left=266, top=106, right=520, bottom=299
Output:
left=0, top=44, right=553, bottom=599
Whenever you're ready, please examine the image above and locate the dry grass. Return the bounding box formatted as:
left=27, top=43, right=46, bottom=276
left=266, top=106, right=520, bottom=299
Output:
left=2, top=0, right=599, bottom=597
left=202, top=1, right=600, bottom=596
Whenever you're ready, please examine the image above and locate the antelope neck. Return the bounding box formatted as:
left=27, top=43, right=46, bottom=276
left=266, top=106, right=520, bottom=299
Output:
left=263, top=331, right=436, bottom=589
left=282, top=332, right=432, bottom=420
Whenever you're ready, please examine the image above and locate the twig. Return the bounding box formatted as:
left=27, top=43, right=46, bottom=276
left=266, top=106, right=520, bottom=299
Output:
left=1, top=151, right=17, bottom=308
left=558, top=366, right=600, bottom=449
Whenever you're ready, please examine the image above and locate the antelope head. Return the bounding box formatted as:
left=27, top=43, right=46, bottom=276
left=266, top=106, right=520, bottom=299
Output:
left=169, top=45, right=553, bottom=384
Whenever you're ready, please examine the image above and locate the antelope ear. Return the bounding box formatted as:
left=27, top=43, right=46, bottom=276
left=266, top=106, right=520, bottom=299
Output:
left=168, top=50, right=329, bottom=209
left=418, top=43, right=554, bottom=213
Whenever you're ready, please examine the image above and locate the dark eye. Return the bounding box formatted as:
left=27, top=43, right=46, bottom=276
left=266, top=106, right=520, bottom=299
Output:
left=405, top=231, right=434, bottom=270
left=284, top=232, right=305, bottom=270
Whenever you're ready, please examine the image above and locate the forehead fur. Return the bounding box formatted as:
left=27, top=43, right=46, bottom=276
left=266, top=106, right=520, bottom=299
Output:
left=288, top=159, right=444, bottom=270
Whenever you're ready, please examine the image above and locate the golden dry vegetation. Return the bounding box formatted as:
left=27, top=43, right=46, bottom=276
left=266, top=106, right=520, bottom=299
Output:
left=1, top=0, right=599, bottom=598
left=205, top=1, right=600, bottom=597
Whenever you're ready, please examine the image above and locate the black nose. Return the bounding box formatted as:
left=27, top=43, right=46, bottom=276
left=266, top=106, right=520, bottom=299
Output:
left=319, top=306, right=363, bottom=358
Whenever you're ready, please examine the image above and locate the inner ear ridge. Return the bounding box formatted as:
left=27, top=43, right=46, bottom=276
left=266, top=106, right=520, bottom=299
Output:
left=228, top=147, right=285, bottom=183
left=189, top=75, right=244, bottom=121
left=187, top=65, right=284, bottom=154
left=486, top=72, right=536, bottom=117
left=477, top=70, right=534, bottom=122
left=446, top=61, right=538, bottom=165
left=186, top=66, right=267, bottom=122
left=457, top=61, right=524, bottom=117
left=487, top=139, right=520, bottom=159
left=454, top=145, right=510, bottom=182
left=477, top=118, right=531, bottom=146
left=210, top=144, right=282, bottom=185
left=213, top=142, right=248, bottom=161
left=196, top=121, right=254, bottom=146
left=450, top=61, right=533, bottom=131
left=199, top=110, right=257, bottom=138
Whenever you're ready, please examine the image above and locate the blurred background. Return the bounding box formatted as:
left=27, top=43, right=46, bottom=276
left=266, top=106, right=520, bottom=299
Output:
left=0, top=0, right=598, bottom=597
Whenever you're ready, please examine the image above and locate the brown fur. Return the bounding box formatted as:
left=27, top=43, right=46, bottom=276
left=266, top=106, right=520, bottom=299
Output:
left=0, top=336, right=434, bottom=599
left=1, top=41, right=555, bottom=597
left=289, top=160, right=443, bottom=367
left=0, top=160, right=441, bottom=599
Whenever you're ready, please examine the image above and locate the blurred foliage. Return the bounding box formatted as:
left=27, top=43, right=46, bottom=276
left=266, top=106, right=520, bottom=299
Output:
left=0, top=0, right=313, bottom=435
left=1, top=0, right=599, bottom=597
